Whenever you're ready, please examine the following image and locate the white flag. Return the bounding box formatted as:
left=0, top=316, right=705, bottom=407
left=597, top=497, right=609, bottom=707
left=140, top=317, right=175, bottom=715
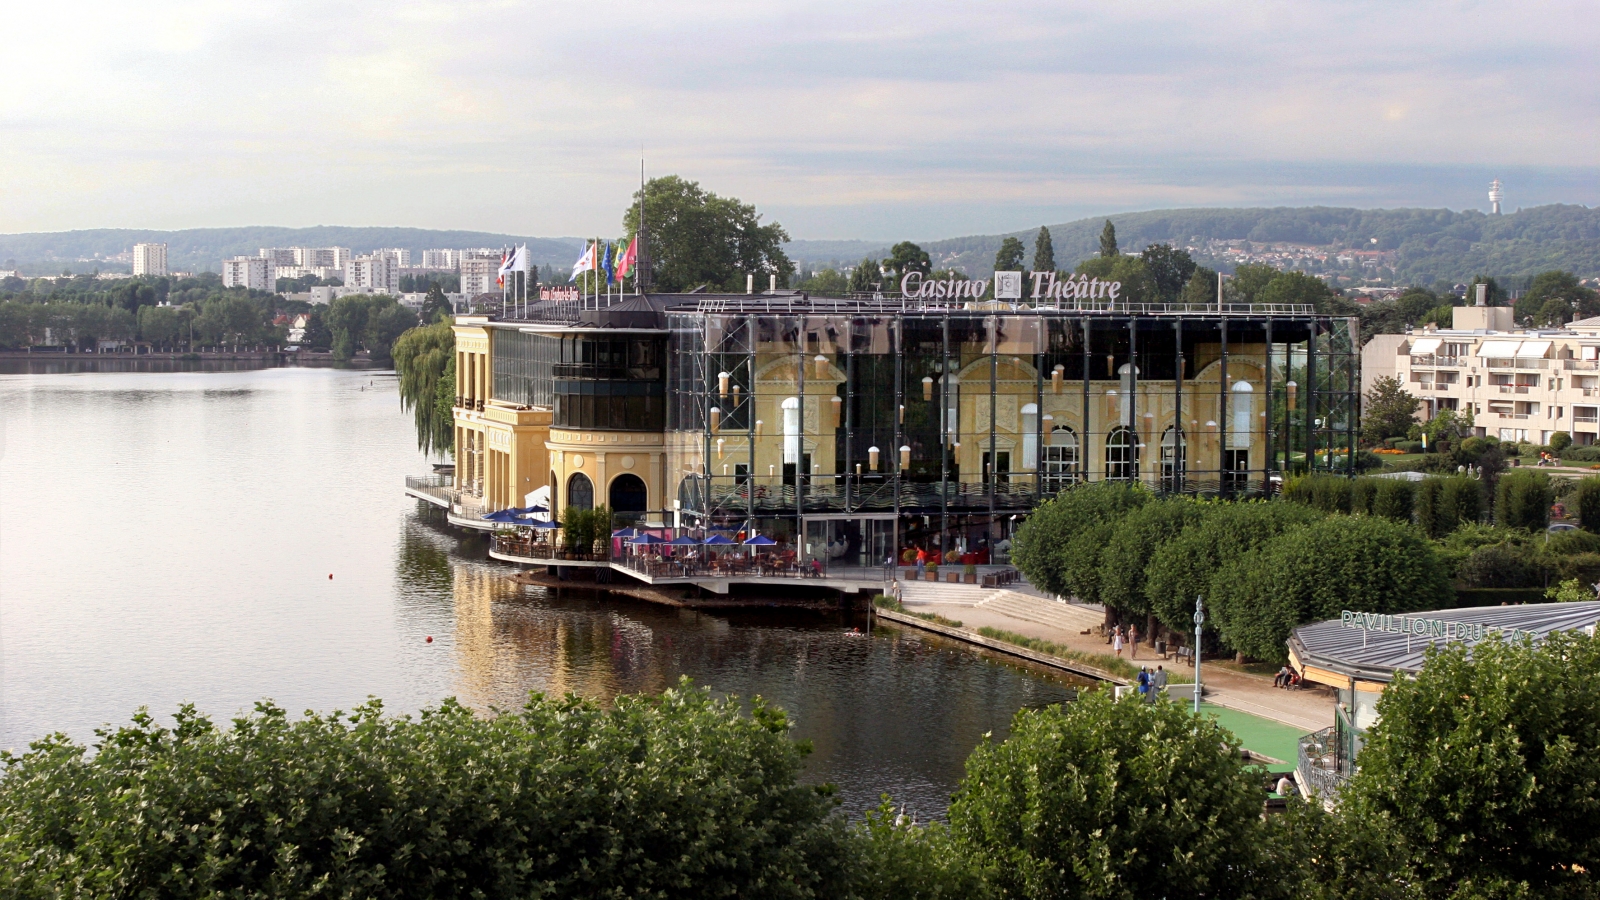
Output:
left=570, top=242, right=597, bottom=281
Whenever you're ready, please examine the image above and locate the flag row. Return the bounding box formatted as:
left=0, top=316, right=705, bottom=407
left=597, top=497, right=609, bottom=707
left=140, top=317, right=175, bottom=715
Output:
left=571, top=237, right=638, bottom=285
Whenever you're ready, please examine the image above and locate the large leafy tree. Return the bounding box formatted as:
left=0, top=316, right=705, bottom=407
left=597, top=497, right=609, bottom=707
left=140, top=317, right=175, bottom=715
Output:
left=1096, top=497, right=1210, bottom=620
left=622, top=176, right=793, bottom=292
left=1074, top=255, right=1156, bottom=304
left=1031, top=226, right=1056, bottom=275
left=1227, top=263, right=1280, bottom=304
left=1011, top=482, right=1148, bottom=604
left=0, top=681, right=853, bottom=899
left=1259, top=270, right=1355, bottom=315
left=950, top=691, right=1275, bottom=900
left=1517, top=269, right=1598, bottom=323
left=992, top=236, right=1025, bottom=273
left=1340, top=633, right=1600, bottom=899
left=884, top=241, right=932, bottom=283
left=1139, top=243, right=1196, bottom=303
left=848, top=258, right=880, bottom=293
left=1210, top=514, right=1453, bottom=662
left=392, top=317, right=455, bottom=455
left=1362, top=375, right=1420, bottom=442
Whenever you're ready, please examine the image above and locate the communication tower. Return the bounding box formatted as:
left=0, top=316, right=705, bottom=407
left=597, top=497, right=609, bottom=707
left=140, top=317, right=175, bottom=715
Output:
left=1489, top=178, right=1504, bottom=215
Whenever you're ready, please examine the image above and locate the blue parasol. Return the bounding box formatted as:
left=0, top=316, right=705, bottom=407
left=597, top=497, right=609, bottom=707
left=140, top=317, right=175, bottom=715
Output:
left=668, top=535, right=703, bottom=545
left=611, top=527, right=640, bottom=538
left=630, top=533, right=667, bottom=545
left=742, top=535, right=777, bottom=546
left=703, top=534, right=736, bottom=545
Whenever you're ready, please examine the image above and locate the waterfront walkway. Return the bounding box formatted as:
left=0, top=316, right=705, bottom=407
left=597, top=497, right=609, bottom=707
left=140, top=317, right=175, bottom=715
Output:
left=891, top=578, right=1331, bottom=732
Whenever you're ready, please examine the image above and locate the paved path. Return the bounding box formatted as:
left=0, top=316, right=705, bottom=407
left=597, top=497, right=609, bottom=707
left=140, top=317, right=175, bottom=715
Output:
left=894, top=577, right=1333, bottom=732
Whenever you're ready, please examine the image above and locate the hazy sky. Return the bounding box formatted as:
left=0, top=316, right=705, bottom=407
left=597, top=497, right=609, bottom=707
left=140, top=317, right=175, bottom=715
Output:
left=2, top=1, right=1595, bottom=240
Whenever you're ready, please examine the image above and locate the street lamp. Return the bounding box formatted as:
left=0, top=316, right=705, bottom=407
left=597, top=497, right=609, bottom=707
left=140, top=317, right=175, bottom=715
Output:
left=1193, top=596, right=1205, bottom=715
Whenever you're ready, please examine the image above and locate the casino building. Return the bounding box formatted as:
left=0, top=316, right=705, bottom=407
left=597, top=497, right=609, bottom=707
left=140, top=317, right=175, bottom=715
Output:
left=414, top=286, right=1358, bottom=575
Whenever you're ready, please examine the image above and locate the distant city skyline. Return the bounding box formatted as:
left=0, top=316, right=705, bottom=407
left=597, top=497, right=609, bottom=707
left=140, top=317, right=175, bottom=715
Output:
left=1, top=1, right=1594, bottom=241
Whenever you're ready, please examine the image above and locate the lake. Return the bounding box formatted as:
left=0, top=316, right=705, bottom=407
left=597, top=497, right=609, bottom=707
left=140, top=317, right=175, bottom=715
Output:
left=0, top=361, right=1083, bottom=816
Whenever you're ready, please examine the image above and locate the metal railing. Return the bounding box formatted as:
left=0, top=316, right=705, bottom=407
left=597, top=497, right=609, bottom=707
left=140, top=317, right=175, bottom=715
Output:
left=612, top=552, right=895, bottom=584
left=1297, top=727, right=1350, bottom=800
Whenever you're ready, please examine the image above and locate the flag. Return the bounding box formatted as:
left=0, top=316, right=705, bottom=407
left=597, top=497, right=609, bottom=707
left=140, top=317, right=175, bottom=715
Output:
left=569, top=242, right=597, bottom=282
left=496, top=248, right=511, bottom=288
left=603, top=242, right=616, bottom=285
left=615, top=237, right=638, bottom=280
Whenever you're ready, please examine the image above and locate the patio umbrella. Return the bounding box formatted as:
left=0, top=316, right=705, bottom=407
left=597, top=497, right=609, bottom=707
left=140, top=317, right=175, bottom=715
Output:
left=481, top=510, right=521, bottom=523
left=703, top=534, right=736, bottom=545
left=523, top=518, right=559, bottom=529
left=630, top=533, right=667, bottom=545
left=668, top=535, right=703, bottom=546
left=611, top=527, right=640, bottom=538
left=742, top=535, right=777, bottom=546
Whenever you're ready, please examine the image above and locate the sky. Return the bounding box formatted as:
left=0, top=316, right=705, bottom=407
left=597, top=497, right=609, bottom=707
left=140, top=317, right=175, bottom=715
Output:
left=1, top=1, right=1596, bottom=241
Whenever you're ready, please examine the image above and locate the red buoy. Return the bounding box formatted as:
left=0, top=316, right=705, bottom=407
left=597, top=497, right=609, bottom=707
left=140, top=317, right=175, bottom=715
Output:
left=425, top=635, right=433, bottom=643
left=328, top=574, right=333, bottom=579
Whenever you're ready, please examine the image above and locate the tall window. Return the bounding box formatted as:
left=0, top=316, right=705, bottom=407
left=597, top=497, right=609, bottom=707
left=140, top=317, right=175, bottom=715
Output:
left=1106, top=426, right=1137, bottom=481
left=567, top=472, right=594, bottom=511
left=1161, top=426, right=1186, bottom=491
left=1043, top=426, right=1079, bottom=491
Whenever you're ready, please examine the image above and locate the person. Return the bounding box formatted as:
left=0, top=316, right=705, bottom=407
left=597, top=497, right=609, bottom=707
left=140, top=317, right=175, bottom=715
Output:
left=1137, top=667, right=1149, bottom=699
left=1112, top=627, right=1124, bottom=658
left=1128, top=623, right=1139, bottom=659
left=915, top=546, right=927, bottom=579
left=1274, top=665, right=1291, bottom=688
left=1276, top=774, right=1296, bottom=797
left=1152, top=665, right=1168, bottom=696
left=811, top=557, right=823, bottom=577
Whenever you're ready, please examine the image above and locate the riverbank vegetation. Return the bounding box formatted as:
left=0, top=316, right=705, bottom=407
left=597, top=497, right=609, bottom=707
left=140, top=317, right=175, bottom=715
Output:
left=4, top=636, right=1593, bottom=899
left=391, top=316, right=455, bottom=454
left=1014, top=472, right=1600, bottom=664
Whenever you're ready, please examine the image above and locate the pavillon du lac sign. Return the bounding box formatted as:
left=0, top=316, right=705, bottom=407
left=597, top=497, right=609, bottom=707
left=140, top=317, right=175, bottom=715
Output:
left=899, top=271, right=1125, bottom=302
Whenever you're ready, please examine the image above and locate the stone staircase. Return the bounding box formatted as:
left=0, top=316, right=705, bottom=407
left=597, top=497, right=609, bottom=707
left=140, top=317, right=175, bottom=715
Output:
left=978, top=591, right=1104, bottom=634
left=897, top=579, right=989, bottom=606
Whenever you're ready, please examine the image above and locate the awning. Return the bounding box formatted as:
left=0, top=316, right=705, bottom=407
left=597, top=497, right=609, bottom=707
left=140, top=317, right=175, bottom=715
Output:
left=1409, top=338, right=1441, bottom=355
left=1477, top=340, right=1521, bottom=357
left=1516, top=340, right=1552, bottom=359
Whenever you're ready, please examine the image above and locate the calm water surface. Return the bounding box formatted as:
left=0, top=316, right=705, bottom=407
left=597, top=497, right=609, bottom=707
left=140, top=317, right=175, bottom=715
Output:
left=0, top=363, right=1082, bottom=815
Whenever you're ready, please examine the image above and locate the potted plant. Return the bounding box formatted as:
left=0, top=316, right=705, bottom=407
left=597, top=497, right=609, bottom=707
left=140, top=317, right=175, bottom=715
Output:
left=902, top=548, right=918, bottom=580
left=926, top=562, right=939, bottom=581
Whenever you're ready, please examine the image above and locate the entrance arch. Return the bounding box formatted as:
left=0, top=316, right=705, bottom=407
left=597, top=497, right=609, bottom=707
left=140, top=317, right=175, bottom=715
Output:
left=608, top=474, right=648, bottom=512
left=566, top=472, right=594, bottom=511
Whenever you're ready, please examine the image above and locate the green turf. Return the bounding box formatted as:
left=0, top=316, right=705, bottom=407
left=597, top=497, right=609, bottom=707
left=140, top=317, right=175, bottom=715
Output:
left=1197, top=703, right=1310, bottom=773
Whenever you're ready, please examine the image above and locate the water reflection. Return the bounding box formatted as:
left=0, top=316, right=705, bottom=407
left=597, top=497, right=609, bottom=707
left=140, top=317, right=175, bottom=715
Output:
left=398, top=513, right=1084, bottom=815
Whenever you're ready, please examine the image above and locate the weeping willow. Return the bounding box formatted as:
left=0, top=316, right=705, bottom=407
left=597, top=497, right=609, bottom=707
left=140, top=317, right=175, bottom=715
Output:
left=392, top=318, right=455, bottom=456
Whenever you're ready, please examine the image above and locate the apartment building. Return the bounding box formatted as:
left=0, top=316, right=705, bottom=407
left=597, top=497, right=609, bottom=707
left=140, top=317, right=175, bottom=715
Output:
left=132, top=243, right=168, bottom=277
left=459, top=252, right=502, bottom=297
left=421, top=249, right=458, bottom=269
left=344, top=254, right=399, bottom=294
left=375, top=248, right=412, bottom=267
left=1365, top=305, right=1600, bottom=445
left=221, top=256, right=273, bottom=290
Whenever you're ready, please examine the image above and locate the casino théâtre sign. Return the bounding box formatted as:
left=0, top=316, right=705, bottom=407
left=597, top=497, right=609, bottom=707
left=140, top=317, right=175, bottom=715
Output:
left=900, top=271, right=1124, bottom=302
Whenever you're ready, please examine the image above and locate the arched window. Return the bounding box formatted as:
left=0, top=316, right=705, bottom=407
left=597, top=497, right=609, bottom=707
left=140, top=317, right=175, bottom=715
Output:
left=1161, top=427, right=1186, bottom=491
left=566, top=472, right=594, bottom=511
left=608, top=474, right=648, bottom=512
left=1106, top=426, right=1137, bottom=481
left=1043, top=426, right=1079, bottom=491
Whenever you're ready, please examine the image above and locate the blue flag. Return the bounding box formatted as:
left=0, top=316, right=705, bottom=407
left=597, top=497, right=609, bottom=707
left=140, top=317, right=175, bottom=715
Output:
left=603, top=242, right=616, bottom=285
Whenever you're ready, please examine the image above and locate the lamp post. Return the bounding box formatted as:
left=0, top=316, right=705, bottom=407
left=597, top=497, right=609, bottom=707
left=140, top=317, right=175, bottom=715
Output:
left=1193, top=596, right=1205, bottom=715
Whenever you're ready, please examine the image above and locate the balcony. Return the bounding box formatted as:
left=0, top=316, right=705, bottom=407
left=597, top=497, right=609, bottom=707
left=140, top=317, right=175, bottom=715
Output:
left=1297, top=726, right=1350, bottom=801
left=1575, top=415, right=1599, bottom=424
left=1564, top=360, right=1600, bottom=371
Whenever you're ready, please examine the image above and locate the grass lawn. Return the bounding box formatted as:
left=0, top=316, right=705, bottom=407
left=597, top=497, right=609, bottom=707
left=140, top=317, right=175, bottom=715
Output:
left=1199, top=702, right=1308, bottom=773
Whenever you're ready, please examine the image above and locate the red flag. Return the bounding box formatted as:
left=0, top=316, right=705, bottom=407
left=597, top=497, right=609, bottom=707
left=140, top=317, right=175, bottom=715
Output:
left=615, top=237, right=638, bottom=280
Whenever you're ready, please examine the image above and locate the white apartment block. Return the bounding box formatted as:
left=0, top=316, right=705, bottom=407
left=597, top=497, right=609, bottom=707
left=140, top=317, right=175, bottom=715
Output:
left=132, top=243, right=168, bottom=277
left=421, top=249, right=458, bottom=269
left=459, top=255, right=500, bottom=297
left=1363, top=305, right=1600, bottom=446
left=344, top=254, right=398, bottom=294
left=221, top=256, right=273, bottom=291
left=375, top=248, right=412, bottom=267
left=259, top=248, right=300, bottom=266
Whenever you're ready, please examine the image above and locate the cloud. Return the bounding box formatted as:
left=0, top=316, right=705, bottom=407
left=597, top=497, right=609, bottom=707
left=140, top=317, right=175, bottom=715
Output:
left=0, top=0, right=1594, bottom=239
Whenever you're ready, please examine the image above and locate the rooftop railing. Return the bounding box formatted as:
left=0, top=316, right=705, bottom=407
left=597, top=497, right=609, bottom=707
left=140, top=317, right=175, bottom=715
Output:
left=1297, top=726, right=1350, bottom=800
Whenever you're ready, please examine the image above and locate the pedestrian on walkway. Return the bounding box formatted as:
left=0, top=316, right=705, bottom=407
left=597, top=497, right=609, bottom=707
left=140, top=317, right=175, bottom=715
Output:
left=1129, top=623, right=1139, bottom=659
left=1152, top=665, right=1168, bottom=696
left=1137, top=667, right=1149, bottom=699
left=1112, top=627, right=1124, bottom=658
left=1274, top=665, right=1290, bottom=688
left=915, top=546, right=926, bottom=579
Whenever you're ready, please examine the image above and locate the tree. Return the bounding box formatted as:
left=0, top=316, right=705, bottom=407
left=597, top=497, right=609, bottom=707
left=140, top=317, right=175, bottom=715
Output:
left=1179, top=267, right=1218, bottom=306
left=1031, top=227, right=1055, bottom=275
left=622, top=175, right=793, bottom=292
left=1139, top=243, right=1196, bottom=303
left=797, top=268, right=850, bottom=295
left=0, top=681, right=854, bottom=899
left=1073, top=255, right=1156, bottom=304
left=1211, top=515, right=1453, bottom=662
left=421, top=283, right=453, bottom=322
left=392, top=317, right=456, bottom=455
left=326, top=295, right=415, bottom=362
left=1143, top=501, right=1324, bottom=642
left=1340, top=633, right=1600, bottom=899
left=302, top=309, right=332, bottom=352
left=1495, top=469, right=1554, bottom=530
left=1258, top=271, right=1354, bottom=315
left=992, top=236, right=1025, bottom=273
left=884, top=242, right=931, bottom=283
left=1537, top=296, right=1573, bottom=326
left=1362, top=375, right=1420, bottom=443
left=1096, top=497, right=1209, bottom=620
left=949, top=691, right=1274, bottom=900
left=1575, top=478, right=1600, bottom=533
left=1098, top=220, right=1118, bottom=258
left=848, top=258, right=880, bottom=294
left=1515, top=270, right=1595, bottom=323
left=1011, top=482, right=1147, bottom=603
left=1465, top=274, right=1506, bottom=308
left=367, top=303, right=420, bottom=365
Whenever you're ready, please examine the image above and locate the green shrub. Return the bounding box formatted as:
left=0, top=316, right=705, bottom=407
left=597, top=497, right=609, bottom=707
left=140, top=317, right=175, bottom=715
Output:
left=1340, top=633, right=1600, bottom=898
left=1437, top=475, right=1485, bottom=534
left=949, top=692, right=1274, bottom=900
left=1012, top=482, right=1148, bottom=603
left=1495, top=469, right=1554, bottom=530
left=0, top=682, right=853, bottom=899
left=1456, top=543, right=1540, bottom=588
left=1561, top=444, right=1600, bottom=463
left=1393, top=439, right=1423, bottom=454
left=1349, top=477, right=1378, bottom=515
left=1210, top=515, right=1453, bottom=662
left=1284, top=474, right=1353, bottom=513
left=1370, top=478, right=1415, bottom=523
left=1575, top=477, right=1600, bottom=533
left=1550, top=431, right=1573, bottom=452
left=1096, top=498, right=1210, bottom=618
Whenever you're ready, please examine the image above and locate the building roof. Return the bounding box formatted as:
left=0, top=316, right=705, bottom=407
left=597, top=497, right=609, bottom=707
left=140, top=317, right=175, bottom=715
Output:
left=1290, top=601, right=1600, bottom=684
